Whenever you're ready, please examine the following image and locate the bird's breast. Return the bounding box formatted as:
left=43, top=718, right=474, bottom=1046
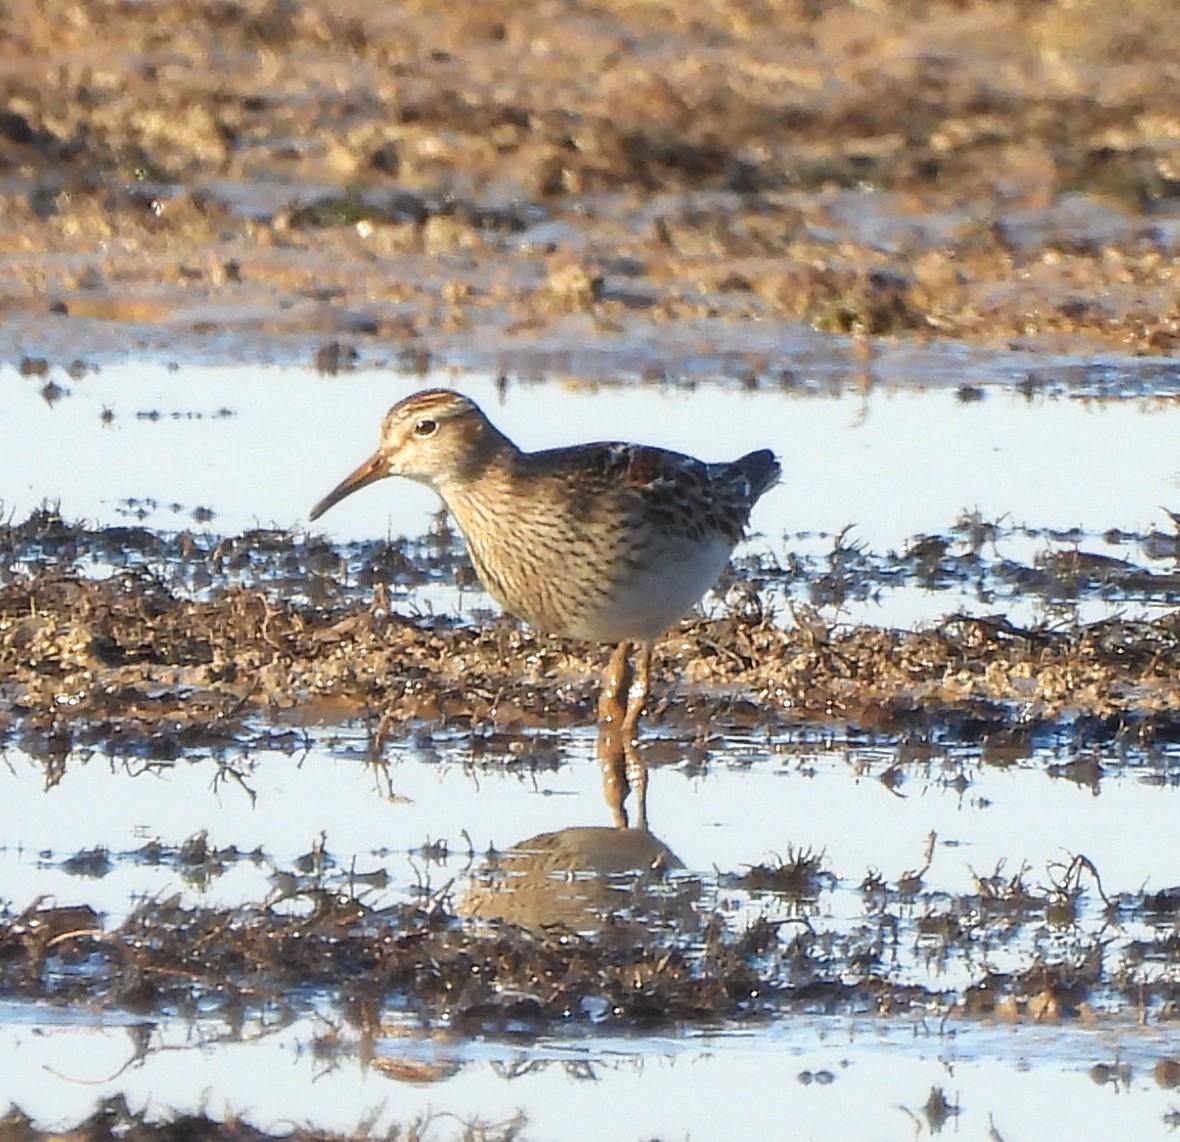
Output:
left=441, top=473, right=740, bottom=642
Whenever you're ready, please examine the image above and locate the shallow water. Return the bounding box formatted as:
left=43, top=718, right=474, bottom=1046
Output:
left=1, top=1008, right=1177, bottom=1141
left=7, top=360, right=1180, bottom=628
left=2, top=706, right=1179, bottom=1136
left=3, top=725, right=1178, bottom=929
left=4, top=357, right=1180, bottom=1139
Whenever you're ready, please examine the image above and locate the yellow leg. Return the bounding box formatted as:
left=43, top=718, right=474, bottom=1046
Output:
left=597, top=640, right=632, bottom=728
left=597, top=641, right=651, bottom=830
left=598, top=724, right=649, bottom=831
left=621, top=641, right=651, bottom=741
left=598, top=720, right=628, bottom=828
left=624, top=739, right=648, bottom=831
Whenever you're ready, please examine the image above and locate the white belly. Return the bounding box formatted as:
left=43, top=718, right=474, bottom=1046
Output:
left=564, top=534, right=733, bottom=643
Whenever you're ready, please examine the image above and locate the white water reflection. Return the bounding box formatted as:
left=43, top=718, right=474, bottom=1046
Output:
left=0, top=1009, right=1177, bottom=1141
left=6, top=363, right=1180, bottom=548
left=1, top=726, right=1176, bottom=928
left=6, top=362, right=1180, bottom=630
left=5, top=362, right=1180, bottom=1137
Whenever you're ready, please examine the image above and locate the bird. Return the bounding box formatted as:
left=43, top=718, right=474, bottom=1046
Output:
left=310, top=388, right=780, bottom=813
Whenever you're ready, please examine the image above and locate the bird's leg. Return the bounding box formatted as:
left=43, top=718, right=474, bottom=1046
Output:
left=598, top=642, right=654, bottom=828
left=598, top=726, right=649, bottom=830
left=597, top=640, right=632, bottom=729
left=619, top=642, right=651, bottom=828
left=621, top=641, right=652, bottom=741
left=599, top=641, right=634, bottom=827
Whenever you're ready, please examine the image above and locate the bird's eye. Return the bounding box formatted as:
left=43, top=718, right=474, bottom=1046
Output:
left=414, top=418, right=438, bottom=437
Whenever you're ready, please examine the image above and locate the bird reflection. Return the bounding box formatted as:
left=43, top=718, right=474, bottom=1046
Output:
left=460, top=726, right=696, bottom=935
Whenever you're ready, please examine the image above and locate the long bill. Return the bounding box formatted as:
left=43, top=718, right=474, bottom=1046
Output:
left=309, top=451, right=388, bottom=521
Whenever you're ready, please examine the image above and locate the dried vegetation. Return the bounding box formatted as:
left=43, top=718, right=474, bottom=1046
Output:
left=2, top=509, right=1180, bottom=757
left=3, top=506, right=1180, bottom=756
left=0, top=839, right=1176, bottom=1035
left=3, top=503, right=1178, bottom=1046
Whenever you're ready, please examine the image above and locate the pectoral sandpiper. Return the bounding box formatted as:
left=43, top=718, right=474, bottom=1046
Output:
left=310, top=389, right=779, bottom=821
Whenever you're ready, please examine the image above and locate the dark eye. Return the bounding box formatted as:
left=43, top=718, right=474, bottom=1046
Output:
left=414, top=418, right=438, bottom=437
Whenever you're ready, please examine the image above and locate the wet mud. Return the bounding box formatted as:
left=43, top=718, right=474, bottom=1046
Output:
left=2, top=507, right=1179, bottom=1050
left=4, top=508, right=1180, bottom=758
left=4, top=0, right=1180, bottom=371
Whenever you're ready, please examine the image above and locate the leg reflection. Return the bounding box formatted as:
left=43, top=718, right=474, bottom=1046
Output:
left=598, top=721, right=648, bottom=831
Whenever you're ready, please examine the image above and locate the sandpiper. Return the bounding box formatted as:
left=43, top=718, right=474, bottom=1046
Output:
left=310, top=388, right=779, bottom=749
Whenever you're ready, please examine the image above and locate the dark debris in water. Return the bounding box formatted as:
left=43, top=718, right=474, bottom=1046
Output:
left=732, top=846, right=836, bottom=899
left=0, top=892, right=766, bottom=1032
left=47, top=832, right=266, bottom=890
left=1, top=844, right=1178, bottom=1033
left=0, top=1098, right=526, bottom=1142
left=2, top=509, right=1180, bottom=757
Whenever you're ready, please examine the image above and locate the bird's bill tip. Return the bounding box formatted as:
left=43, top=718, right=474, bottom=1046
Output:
left=309, top=452, right=387, bottom=522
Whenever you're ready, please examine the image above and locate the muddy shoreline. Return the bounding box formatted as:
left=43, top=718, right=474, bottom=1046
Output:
left=4, top=0, right=1180, bottom=372
left=4, top=509, right=1180, bottom=756
left=5, top=505, right=1177, bottom=1046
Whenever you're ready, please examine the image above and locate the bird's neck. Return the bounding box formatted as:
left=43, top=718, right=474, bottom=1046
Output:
left=434, top=433, right=525, bottom=531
